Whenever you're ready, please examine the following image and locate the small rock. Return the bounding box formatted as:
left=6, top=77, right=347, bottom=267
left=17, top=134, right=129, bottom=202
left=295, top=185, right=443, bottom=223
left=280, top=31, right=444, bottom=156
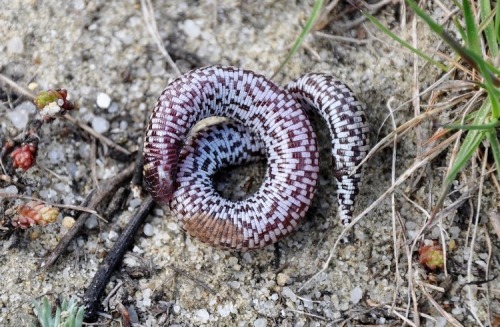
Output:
left=282, top=287, right=297, bottom=302
left=351, top=286, right=363, bottom=304
left=217, top=305, right=231, bottom=317
left=7, top=36, right=24, bottom=54
left=96, top=92, right=111, bottom=109
left=228, top=281, right=240, bottom=289
left=276, top=273, right=290, bottom=286
left=254, top=318, right=267, bottom=327
left=48, top=146, right=64, bottom=164
left=180, top=19, right=201, bottom=39
left=85, top=215, right=98, bottom=229
left=91, top=116, right=110, bottom=133
left=7, top=101, right=34, bottom=129
left=73, top=0, right=85, bottom=10
left=173, top=305, right=181, bottom=314
left=108, top=230, right=118, bottom=242
left=62, top=216, right=75, bottom=229
left=119, top=120, right=128, bottom=130
left=143, top=223, right=154, bottom=237
left=1, top=185, right=18, bottom=194
left=302, top=296, right=313, bottom=309
left=196, top=309, right=209, bottom=323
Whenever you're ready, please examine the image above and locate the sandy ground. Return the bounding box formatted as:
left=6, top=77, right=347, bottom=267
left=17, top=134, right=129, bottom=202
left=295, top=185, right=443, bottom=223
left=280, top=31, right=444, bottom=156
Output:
left=0, top=0, right=498, bottom=326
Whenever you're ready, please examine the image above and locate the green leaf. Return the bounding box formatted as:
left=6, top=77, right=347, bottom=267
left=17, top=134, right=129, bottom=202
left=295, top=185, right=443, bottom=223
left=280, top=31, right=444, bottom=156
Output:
left=74, top=306, right=85, bottom=327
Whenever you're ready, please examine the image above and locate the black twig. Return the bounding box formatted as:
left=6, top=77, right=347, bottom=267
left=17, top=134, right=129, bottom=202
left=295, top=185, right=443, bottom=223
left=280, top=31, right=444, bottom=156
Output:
left=83, top=195, right=154, bottom=320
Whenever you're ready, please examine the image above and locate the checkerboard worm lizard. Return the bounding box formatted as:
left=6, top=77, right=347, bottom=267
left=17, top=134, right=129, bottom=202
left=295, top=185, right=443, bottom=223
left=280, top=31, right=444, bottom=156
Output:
left=143, top=65, right=369, bottom=251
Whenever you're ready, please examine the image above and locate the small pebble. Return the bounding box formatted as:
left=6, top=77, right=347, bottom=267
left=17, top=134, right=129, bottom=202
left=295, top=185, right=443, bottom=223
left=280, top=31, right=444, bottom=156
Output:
left=173, top=305, right=181, bottom=314
left=7, top=107, right=29, bottom=129
left=61, top=216, right=75, bottom=229
left=180, top=19, right=201, bottom=39
left=91, top=116, right=110, bottom=133
left=351, top=286, right=363, bottom=304
left=254, top=318, right=268, bottom=327
left=73, top=0, right=85, bottom=10
left=196, top=309, right=210, bottom=323
left=217, top=305, right=231, bottom=317
left=108, top=230, right=118, bottom=242
left=143, top=223, right=154, bottom=237
left=96, top=92, right=111, bottom=109
left=7, top=36, right=24, bottom=54
left=282, top=287, right=297, bottom=302
left=276, top=273, right=289, bottom=286
left=1, top=185, right=18, bottom=194
left=85, top=215, right=98, bottom=229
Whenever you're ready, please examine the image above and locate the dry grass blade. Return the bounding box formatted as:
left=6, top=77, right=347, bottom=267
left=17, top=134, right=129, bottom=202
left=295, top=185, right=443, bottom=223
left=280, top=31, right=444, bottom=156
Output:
left=386, top=98, right=403, bottom=314
left=465, top=145, right=489, bottom=327
left=140, top=0, right=181, bottom=76
left=300, top=132, right=458, bottom=292
left=418, top=282, right=465, bottom=327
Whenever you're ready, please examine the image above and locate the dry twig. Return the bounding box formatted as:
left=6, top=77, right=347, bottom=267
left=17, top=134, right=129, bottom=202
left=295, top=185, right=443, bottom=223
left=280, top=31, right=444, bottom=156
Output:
left=40, top=163, right=135, bottom=270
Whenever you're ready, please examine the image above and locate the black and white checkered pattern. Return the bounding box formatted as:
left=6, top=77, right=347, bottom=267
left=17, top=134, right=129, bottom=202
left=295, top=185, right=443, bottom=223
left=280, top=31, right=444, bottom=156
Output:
left=143, top=65, right=369, bottom=251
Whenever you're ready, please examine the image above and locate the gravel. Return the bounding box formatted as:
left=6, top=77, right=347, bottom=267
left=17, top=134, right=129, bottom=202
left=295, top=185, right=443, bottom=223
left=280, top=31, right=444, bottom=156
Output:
left=0, top=0, right=498, bottom=326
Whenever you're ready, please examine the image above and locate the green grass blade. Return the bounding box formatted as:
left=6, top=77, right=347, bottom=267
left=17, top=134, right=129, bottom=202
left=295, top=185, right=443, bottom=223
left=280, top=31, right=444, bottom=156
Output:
left=496, top=2, right=500, bottom=42
left=444, top=120, right=500, bottom=130
left=363, top=9, right=448, bottom=71
left=486, top=130, right=500, bottom=179
left=271, top=0, right=324, bottom=79
left=445, top=101, right=493, bottom=184
left=479, top=1, right=498, bottom=56
left=406, top=0, right=500, bottom=84
left=462, top=0, right=481, bottom=54
left=445, top=129, right=485, bottom=184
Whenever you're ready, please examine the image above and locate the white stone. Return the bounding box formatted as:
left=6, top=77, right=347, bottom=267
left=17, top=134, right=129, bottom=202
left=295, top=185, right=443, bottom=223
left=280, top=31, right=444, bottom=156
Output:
left=196, top=309, right=210, bottom=323
left=253, top=318, right=267, bottom=327
left=167, top=222, right=179, bottom=232
left=7, top=36, right=24, bottom=54
left=350, top=286, right=363, bottom=304
left=302, top=295, right=313, bottom=309
left=1, top=185, right=18, bottom=194
left=173, top=305, right=181, bottom=314
left=282, top=287, right=297, bottom=302
left=73, top=0, right=85, bottom=10
left=228, top=281, right=240, bottom=289
left=217, top=304, right=232, bottom=317
left=6, top=108, right=29, bottom=129
left=108, top=230, right=118, bottom=242
left=48, top=146, right=64, bottom=163
left=91, top=116, right=110, bottom=133
left=143, top=223, right=154, bottom=237
left=96, top=92, right=111, bottom=109
left=180, top=19, right=201, bottom=39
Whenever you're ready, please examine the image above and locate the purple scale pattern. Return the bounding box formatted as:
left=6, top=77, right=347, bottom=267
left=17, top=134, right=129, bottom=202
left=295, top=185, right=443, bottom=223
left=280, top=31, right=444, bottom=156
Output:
left=143, top=65, right=369, bottom=251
